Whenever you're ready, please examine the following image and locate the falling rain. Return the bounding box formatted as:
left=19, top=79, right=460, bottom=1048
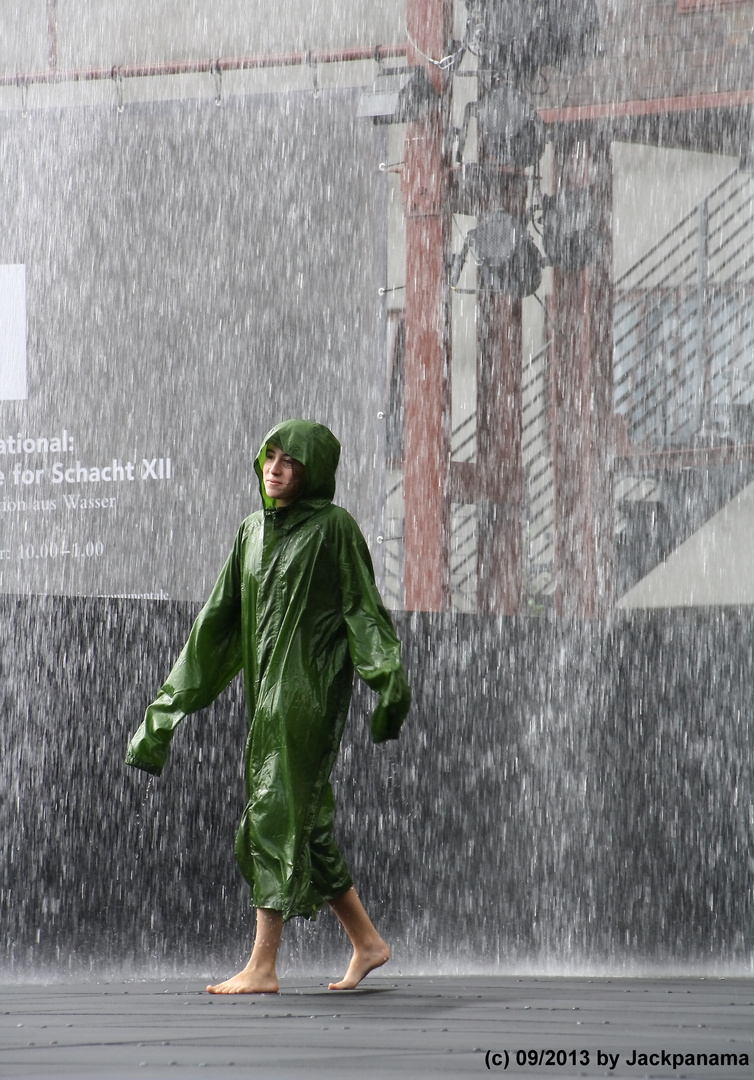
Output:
left=1, top=0, right=753, bottom=978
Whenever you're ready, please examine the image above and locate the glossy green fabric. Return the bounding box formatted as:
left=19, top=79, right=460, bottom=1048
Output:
left=126, top=419, right=411, bottom=920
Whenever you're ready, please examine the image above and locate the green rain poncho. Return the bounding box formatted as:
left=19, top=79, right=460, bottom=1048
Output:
left=126, top=419, right=411, bottom=921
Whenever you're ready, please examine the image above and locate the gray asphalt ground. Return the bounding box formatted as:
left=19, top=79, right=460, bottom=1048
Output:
left=1, top=974, right=753, bottom=1080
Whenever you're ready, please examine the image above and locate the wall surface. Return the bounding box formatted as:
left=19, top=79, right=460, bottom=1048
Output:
left=1, top=0, right=406, bottom=73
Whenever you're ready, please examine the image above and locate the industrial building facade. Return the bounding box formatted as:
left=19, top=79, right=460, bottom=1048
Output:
left=2, top=1, right=754, bottom=613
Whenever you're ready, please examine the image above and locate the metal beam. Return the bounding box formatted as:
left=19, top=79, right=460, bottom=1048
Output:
left=473, top=171, right=528, bottom=615
left=539, top=88, right=754, bottom=126
left=550, top=132, right=615, bottom=617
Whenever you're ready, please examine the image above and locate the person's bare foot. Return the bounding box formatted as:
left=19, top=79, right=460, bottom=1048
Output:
left=328, top=940, right=391, bottom=990
left=207, top=966, right=279, bottom=994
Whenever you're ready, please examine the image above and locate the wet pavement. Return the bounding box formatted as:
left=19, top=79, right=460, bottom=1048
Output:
left=1, top=974, right=753, bottom=1079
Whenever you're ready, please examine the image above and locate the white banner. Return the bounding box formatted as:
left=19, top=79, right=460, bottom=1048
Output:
left=0, top=265, right=27, bottom=401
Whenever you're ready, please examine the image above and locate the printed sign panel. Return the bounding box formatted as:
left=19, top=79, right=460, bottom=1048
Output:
left=0, top=265, right=27, bottom=401
left=0, top=92, right=387, bottom=599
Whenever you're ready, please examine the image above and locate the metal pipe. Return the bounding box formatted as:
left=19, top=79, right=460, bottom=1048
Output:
left=540, top=88, right=754, bottom=126
left=1, top=43, right=408, bottom=90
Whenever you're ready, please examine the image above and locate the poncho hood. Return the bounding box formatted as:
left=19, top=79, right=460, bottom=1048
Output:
left=254, top=419, right=341, bottom=509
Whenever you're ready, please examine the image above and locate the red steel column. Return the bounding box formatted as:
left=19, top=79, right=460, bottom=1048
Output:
left=401, top=0, right=453, bottom=611
left=550, top=130, right=614, bottom=617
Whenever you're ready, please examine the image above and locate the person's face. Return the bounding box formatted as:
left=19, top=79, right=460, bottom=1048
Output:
left=262, top=445, right=304, bottom=506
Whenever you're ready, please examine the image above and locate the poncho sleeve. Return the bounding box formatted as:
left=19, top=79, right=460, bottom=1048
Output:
left=338, top=514, right=411, bottom=743
left=125, top=526, right=245, bottom=776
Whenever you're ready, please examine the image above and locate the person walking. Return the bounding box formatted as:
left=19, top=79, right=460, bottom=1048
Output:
left=126, top=419, right=411, bottom=993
